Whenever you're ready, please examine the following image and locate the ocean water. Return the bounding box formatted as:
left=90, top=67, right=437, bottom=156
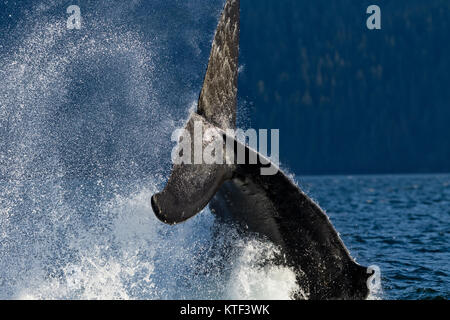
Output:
left=0, top=0, right=448, bottom=300
left=1, top=172, right=448, bottom=300
left=299, top=174, right=449, bottom=300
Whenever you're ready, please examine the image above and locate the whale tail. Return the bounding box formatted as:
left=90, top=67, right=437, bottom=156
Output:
left=151, top=0, right=372, bottom=300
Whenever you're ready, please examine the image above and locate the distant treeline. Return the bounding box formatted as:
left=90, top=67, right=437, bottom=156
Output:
left=239, top=0, right=450, bottom=175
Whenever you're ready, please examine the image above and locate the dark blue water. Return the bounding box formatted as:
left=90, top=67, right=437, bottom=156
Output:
left=299, top=174, right=450, bottom=300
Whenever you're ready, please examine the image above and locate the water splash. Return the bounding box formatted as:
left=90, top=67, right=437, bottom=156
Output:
left=0, top=0, right=298, bottom=300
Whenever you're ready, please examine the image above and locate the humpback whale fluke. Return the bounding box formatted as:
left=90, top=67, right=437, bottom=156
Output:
left=151, top=0, right=371, bottom=300
left=197, top=0, right=239, bottom=130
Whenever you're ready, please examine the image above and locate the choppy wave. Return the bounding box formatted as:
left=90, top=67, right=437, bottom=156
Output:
left=8, top=187, right=298, bottom=300
left=299, top=174, right=449, bottom=300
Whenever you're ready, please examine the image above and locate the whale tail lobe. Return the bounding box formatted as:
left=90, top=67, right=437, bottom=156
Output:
left=152, top=0, right=240, bottom=224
